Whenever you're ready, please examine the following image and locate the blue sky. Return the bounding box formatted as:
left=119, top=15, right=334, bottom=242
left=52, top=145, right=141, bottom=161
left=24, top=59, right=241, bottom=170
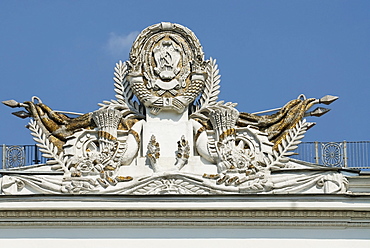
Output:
left=0, top=1, right=369, bottom=145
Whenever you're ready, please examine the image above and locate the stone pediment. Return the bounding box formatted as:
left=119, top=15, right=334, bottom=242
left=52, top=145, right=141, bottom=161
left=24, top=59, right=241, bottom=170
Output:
left=2, top=22, right=348, bottom=195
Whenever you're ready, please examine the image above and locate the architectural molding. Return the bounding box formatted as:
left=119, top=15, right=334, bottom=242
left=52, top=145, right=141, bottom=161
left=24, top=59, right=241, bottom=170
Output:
left=0, top=195, right=369, bottom=228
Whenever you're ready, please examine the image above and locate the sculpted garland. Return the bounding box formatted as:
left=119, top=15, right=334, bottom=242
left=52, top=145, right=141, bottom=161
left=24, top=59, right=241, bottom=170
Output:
left=2, top=22, right=347, bottom=194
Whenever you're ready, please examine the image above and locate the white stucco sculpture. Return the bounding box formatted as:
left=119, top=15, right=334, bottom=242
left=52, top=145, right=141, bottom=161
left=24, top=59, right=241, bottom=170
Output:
left=2, top=22, right=347, bottom=195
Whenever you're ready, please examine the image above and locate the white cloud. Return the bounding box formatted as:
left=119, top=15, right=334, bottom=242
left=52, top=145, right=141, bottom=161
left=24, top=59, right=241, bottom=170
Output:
left=105, top=31, right=139, bottom=57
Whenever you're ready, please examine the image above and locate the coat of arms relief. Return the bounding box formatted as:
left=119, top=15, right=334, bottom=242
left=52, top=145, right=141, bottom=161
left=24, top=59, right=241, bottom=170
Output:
left=2, top=22, right=347, bottom=195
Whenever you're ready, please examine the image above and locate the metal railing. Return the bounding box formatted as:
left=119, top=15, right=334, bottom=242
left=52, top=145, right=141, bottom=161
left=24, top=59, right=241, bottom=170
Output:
left=292, top=141, right=370, bottom=170
left=1, top=144, right=46, bottom=170
left=1, top=141, right=370, bottom=170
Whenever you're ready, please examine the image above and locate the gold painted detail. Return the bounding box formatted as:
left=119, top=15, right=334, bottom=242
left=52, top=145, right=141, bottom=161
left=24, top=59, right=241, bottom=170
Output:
left=237, top=98, right=317, bottom=150
left=194, top=126, right=206, bottom=141
left=98, top=131, right=117, bottom=141
left=116, top=176, right=133, bottom=182
left=203, top=174, right=220, bottom=179
left=128, top=129, right=140, bottom=144
left=219, top=128, right=236, bottom=141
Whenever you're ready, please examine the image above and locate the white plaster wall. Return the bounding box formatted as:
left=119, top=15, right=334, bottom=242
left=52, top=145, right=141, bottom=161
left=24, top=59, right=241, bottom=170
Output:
left=0, top=239, right=369, bottom=248
left=0, top=227, right=369, bottom=248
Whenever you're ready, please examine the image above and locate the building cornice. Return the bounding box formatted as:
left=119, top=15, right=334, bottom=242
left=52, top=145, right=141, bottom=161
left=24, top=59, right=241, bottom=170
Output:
left=0, top=194, right=369, bottom=228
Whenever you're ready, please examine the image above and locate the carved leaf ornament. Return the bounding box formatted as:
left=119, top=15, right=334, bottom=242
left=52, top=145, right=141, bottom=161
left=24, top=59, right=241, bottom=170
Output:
left=28, top=119, right=69, bottom=174
left=266, top=119, right=308, bottom=170
left=197, top=57, right=220, bottom=110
